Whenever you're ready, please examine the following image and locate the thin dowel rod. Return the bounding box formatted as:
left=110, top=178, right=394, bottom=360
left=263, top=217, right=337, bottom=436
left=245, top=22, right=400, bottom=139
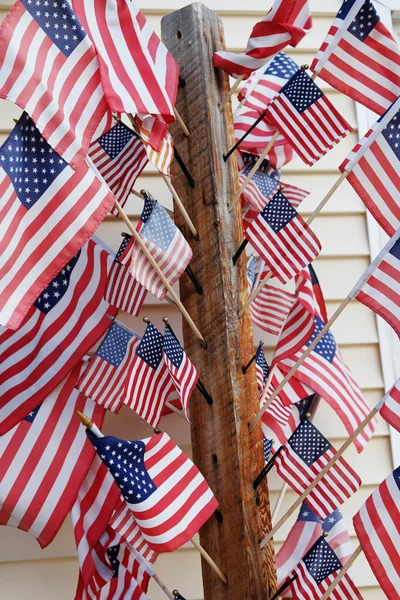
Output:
left=260, top=364, right=277, bottom=406
left=174, top=146, right=196, bottom=188
left=174, top=107, right=190, bottom=137
left=319, top=546, right=363, bottom=600
left=306, top=172, right=348, bottom=226
left=250, top=297, right=352, bottom=431
left=259, top=408, right=378, bottom=549
left=269, top=575, right=298, bottom=600
left=163, top=176, right=199, bottom=240
left=242, top=341, right=263, bottom=374
left=190, top=537, right=228, bottom=584
left=218, top=74, right=245, bottom=111
left=238, top=131, right=280, bottom=195
left=272, top=482, right=288, bottom=524
left=238, top=271, right=273, bottom=318
left=232, top=239, right=249, bottom=265
left=253, top=445, right=283, bottom=490
left=166, top=400, right=186, bottom=420
left=223, top=111, right=266, bottom=161
left=233, top=96, right=246, bottom=119
left=152, top=574, right=175, bottom=600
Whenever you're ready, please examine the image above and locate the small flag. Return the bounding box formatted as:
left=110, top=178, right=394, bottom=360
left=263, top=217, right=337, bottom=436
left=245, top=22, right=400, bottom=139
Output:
left=349, top=231, right=400, bottom=337
left=124, top=322, right=175, bottom=428
left=0, top=238, right=118, bottom=435
left=240, top=165, right=281, bottom=211
left=255, top=344, right=270, bottom=391
left=262, top=392, right=318, bottom=447
left=72, top=0, right=178, bottom=122
left=290, top=537, right=362, bottom=600
left=0, top=0, right=108, bottom=167
left=265, top=69, right=352, bottom=165
left=353, top=466, right=400, bottom=600
left=136, top=115, right=174, bottom=176
left=0, top=113, right=115, bottom=331
left=236, top=120, right=295, bottom=169
left=213, top=0, right=311, bottom=77
left=0, top=364, right=105, bottom=548
left=244, top=190, right=321, bottom=284
left=311, top=0, right=400, bottom=116
left=130, top=196, right=192, bottom=300
left=162, top=326, right=198, bottom=421
left=88, top=121, right=148, bottom=216
left=377, top=377, right=400, bottom=433
left=87, top=429, right=218, bottom=552
left=263, top=437, right=273, bottom=464
left=104, top=236, right=148, bottom=317
left=77, top=321, right=140, bottom=413
left=275, top=419, right=361, bottom=520
left=339, top=98, right=400, bottom=237
left=238, top=52, right=299, bottom=113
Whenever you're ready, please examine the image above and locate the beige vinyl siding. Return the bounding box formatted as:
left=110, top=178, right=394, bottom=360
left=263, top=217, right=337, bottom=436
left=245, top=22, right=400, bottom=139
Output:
left=0, top=1, right=393, bottom=598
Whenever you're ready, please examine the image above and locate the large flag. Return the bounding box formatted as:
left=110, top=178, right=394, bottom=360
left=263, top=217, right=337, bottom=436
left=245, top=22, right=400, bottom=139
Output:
left=0, top=112, right=116, bottom=330
left=311, top=0, right=400, bottom=116
left=290, top=537, right=362, bottom=600
left=162, top=326, right=198, bottom=421
left=72, top=0, right=178, bottom=121
left=129, top=196, right=192, bottom=300
left=244, top=190, right=321, bottom=284
left=0, top=364, right=105, bottom=548
left=77, top=320, right=140, bottom=413
left=87, top=429, right=218, bottom=552
left=0, top=238, right=118, bottom=435
left=0, top=0, right=108, bottom=167
left=275, top=419, right=361, bottom=520
left=377, top=377, right=400, bottom=433
left=349, top=230, right=400, bottom=337
left=104, top=236, right=147, bottom=317
left=124, top=322, right=175, bottom=428
left=213, top=0, right=311, bottom=77
left=265, top=69, right=352, bottom=165
left=88, top=121, right=148, bottom=216
left=238, top=52, right=299, bottom=113
left=278, top=314, right=376, bottom=452
left=353, top=466, right=400, bottom=600
left=339, top=98, right=400, bottom=237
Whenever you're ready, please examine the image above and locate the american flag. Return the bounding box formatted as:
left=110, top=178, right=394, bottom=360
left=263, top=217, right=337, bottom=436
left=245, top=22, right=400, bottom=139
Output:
left=88, top=121, right=148, bottom=216
left=353, top=466, right=400, bottom=600
left=377, top=377, right=400, bottom=433
left=238, top=52, right=299, bottom=113
left=278, top=314, right=376, bottom=452
left=213, top=0, right=311, bottom=77
left=255, top=344, right=270, bottom=391
left=311, top=0, right=400, bottom=116
left=244, top=190, right=321, bottom=284
left=262, top=392, right=317, bottom=447
left=162, top=326, right=198, bottom=421
left=136, top=115, right=174, bottom=176
left=263, top=437, right=273, bottom=463
left=265, top=69, right=352, bottom=165
left=349, top=232, right=400, bottom=337
left=0, top=112, right=115, bottom=331
left=290, top=537, right=362, bottom=600
left=109, top=502, right=158, bottom=562
left=339, top=99, right=400, bottom=237
left=87, top=429, right=218, bottom=552
left=0, top=364, right=105, bottom=548
left=274, top=419, right=361, bottom=520
left=0, top=0, right=108, bottom=168
left=0, top=238, right=118, bottom=435
left=241, top=167, right=309, bottom=214
left=77, top=321, right=141, bottom=413
left=235, top=110, right=288, bottom=151
left=73, top=0, right=178, bottom=121
left=104, top=236, right=147, bottom=317
left=130, top=196, right=192, bottom=300
left=123, top=322, right=175, bottom=428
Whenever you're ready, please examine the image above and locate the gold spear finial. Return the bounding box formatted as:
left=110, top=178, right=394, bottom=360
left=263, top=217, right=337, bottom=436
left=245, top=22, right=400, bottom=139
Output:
left=77, top=411, right=93, bottom=428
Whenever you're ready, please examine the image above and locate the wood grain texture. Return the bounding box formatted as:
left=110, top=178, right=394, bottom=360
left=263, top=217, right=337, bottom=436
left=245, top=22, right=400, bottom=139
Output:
left=161, top=4, right=277, bottom=599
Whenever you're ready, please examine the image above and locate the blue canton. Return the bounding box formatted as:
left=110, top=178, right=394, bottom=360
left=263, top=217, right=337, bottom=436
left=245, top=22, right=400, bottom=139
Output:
left=261, top=191, right=297, bottom=232
left=136, top=322, right=163, bottom=370
left=294, top=393, right=317, bottom=422
left=303, top=538, right=342, bottom=584
left=33, top=250, right=80, bottom=313
left=389, top=237, right=400, bottom=260
left=163, top=327, right=184, bottom=369
left=115, top=235, right=131, bottom=264
left=394, top=465, right=400, bottom=491
left=337, top=0, right=360, bottom=21
left=23, top=404, right=41, bottom=423
left=263, top=437, right=272, bottom=463
left=247, top=255, right=257, bottom=288
left=306, top=316, right=337, bottom=363
left=382, top=112, right=400, bottom=161
left=0, top=112, right=67, bottom=210
left=256, top=346, right=270, bottom=384
left=22, top=0, right=86, bottom=57
left=97, top=122, right=135, bottom=159
left=140, top=196, right=155, bottom=224
left=141, top=202, right=177, bottom=251
left=265, top=52, right=298, bottom=81
left=242, top=152, right=270, bottom=173
left=282, top=69, right=323, bottom=113
left=107, top=545, right=121, bottom=578
left=323, top=508, right=343, bottom=533
left=243, top=167, right=279, bottom=202
left=347, top=0, right=379, bottom=40
left=96, top=322, right=133, bottom=368
left=298, top=501, right=321, bottom=524
left=88, top=432, right=157, bottom=505
left=288, top=420, right=331, bottom=466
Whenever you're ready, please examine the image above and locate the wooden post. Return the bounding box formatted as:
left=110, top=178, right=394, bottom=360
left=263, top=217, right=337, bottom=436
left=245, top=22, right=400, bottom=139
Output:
left=161, top=5, right=277, bottom=600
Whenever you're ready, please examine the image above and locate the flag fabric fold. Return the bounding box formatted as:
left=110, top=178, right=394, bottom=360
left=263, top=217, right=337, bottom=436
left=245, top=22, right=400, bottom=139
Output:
left=376, top=377, right=400, bottom=432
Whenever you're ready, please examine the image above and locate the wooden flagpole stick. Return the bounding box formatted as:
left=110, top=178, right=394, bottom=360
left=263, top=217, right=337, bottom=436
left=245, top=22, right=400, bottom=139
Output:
left=259, top=407, right=379, bottom=549
left=77, top=411, right=227, bottom=584
left=233, top=96, right=246, bottom=119
left=271, top=482, right=289, bottom=524
left=238, top=271, right=273, bottom=318
left=218, top=74, right=245, bottom=111
left=249, top=297, right=352, bottom=431
left=166, top=400, right=186, bottom=420
left=237, top=131, right=280, bottom=195
left=113, top=199, right=206, bottom=346
left=152, top=574, right=175, bottom=600
left=174, top=107, right=191, bottom=137
left=306, top=172, right=348, bottom=227
left=163, top=175, right=199, bottom=240
left=319, top=545, right=363, bottom=600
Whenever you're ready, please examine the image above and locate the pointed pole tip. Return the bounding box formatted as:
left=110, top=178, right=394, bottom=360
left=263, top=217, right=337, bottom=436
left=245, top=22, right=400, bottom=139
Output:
left=76, top=411, right=93, bottom=428
left=163, top=317, right=169, bottom=324
left=143, top=316, right=150, bottom=324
